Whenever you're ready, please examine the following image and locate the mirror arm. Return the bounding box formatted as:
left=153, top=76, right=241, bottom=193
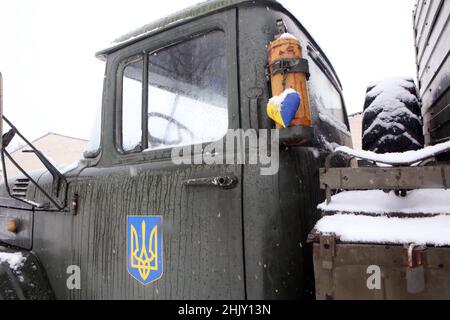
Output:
left=2, top=116, right=67, bottom=185
left=1, top=116, right=67, bottom=210
left=1, top=149, right=64, bottom=210
left=0, top=73, right=66, bottom=210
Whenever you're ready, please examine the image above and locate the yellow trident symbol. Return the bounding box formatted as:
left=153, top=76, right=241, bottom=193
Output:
left=130, top=220, right=159, bottom=281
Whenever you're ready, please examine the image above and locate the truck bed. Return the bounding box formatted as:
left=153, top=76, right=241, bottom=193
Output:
left=311, top=240, right=450, bottom=300
left=312, top=140, right=450, bottom=299
left=310, top=189, right=450, bottom=300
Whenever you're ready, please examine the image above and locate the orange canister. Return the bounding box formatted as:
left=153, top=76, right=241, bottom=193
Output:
left=267, top=36, right=312, bottom=128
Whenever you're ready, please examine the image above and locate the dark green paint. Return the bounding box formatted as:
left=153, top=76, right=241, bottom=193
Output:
left=0, top=0, right=351, bottom=299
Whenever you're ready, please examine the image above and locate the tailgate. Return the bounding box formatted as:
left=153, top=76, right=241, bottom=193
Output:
left=312, top=240, right=450, bottom=300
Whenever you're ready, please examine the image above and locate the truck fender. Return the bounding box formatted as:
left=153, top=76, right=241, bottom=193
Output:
left=0, top=246, right=54, bottom=300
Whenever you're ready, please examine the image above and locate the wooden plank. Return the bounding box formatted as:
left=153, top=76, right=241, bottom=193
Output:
left=320, top=165, right=450, bottom=190
left=313, top=243, right=450, bottom=300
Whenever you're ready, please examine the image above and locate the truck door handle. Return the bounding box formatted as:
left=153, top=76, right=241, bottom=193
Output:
left=182, top=175, right=238, bottom=189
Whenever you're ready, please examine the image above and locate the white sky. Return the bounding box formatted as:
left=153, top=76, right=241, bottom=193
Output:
left=0, top=0, right=417, bottom=143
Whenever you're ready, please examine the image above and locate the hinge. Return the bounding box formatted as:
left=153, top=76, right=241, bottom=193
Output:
left=275, top=19, right=287, bottom=39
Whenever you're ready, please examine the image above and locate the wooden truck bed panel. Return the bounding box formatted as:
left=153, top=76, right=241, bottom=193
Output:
left=313, top=242, right=450, bottom=300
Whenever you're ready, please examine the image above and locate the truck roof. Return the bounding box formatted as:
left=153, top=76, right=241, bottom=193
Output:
left=96, top=0, right=278, bottom=58
left=95, top=0, right=343, bottom=89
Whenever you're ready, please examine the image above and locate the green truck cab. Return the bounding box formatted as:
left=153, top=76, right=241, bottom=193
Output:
left=0, top=0, right=351, bottom=299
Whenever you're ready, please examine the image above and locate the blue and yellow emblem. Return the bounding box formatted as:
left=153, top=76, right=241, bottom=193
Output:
left=267, top=89, right=301, bottom=128
left=127, top=215, right=163, bottom=285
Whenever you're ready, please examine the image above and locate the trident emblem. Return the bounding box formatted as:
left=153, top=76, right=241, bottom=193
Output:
left=127, top=216, right=163, bottom=285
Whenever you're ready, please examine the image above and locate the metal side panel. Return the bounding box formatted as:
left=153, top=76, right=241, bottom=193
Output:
left=0, top=207, right=33, bottom=250
left=242, top=148, right=324, bottom=300
left=423, top=87, right=450, bottom=145
left=32, top=164, right=245, bottom=300
left=415, top=0, right=446, bottom=63
left=415, top=0, right=450, bottom=138
left=313, top=242, right=450, bottom=300
left=29, top=8, right=245, bottom=300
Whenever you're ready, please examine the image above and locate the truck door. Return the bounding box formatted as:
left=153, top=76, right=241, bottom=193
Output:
left=33, top=11, right=245, bottom=299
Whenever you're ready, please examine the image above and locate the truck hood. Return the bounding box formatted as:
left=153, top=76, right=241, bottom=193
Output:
left=0, top=169, right=47, bottom=210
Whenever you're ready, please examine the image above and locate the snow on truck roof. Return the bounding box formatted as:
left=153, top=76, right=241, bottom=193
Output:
left=96, top=0, right=278, bottom=58
left=95, top=0, right=343, bottom=89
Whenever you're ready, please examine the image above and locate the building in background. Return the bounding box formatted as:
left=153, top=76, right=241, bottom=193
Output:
left=348, top=112, right=363, bottom=150
left=2, top=133, right=87, bottom=179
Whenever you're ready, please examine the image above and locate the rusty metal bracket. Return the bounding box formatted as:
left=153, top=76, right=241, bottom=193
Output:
left=320, top=234, right=336, bottom=270
left=69, top=194, right=79, bottom=215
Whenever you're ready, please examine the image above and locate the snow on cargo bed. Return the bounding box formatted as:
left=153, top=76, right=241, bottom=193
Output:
left=314, top=189, right=450, bottom=246
left=314, top=214, right=450, bottom=246
left=318, top=189, right=450, bottom=216
left=334, top=140, right=450, bottom=165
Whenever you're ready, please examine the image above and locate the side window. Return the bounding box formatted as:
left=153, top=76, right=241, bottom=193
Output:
left=122, top=58, right=144, bottom=152
left=307, top=45, right=346, bottom=125
left=120, top=30, right=228, bottom=153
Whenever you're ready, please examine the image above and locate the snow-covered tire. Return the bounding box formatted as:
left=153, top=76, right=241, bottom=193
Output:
left=362, top=77, right=424, bottom=153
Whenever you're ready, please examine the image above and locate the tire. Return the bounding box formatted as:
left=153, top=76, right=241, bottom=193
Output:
left=362, top=77, right=424, bottom=153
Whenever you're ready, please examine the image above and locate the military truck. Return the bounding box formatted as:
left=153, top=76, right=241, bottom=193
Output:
left=310, top=0, right=450, bottom=299
left=0, top=0, right=351, bottom=299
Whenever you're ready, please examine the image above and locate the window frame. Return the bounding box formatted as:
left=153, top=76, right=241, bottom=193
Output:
left=307, top=43, right=351, bottom=132
left=118, top=55, right=146, bottom=153
left=114, top=15, right=237, bottom=164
